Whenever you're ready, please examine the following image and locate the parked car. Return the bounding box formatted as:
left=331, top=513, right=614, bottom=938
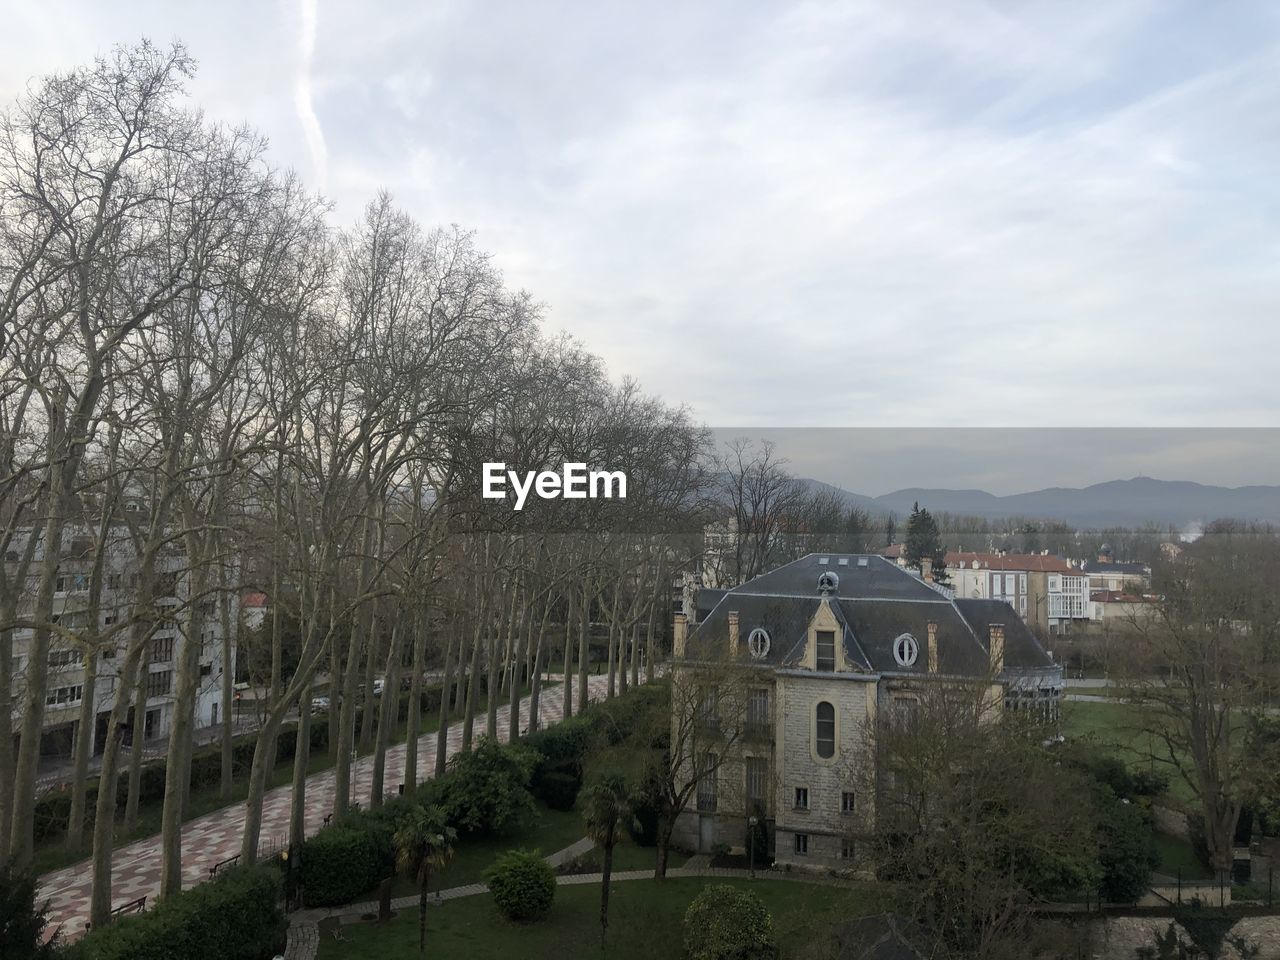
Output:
left=310, top=695, right=331, bottom=713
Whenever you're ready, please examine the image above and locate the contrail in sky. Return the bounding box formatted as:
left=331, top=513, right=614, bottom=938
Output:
left=295, top=0, right=327, bottom=191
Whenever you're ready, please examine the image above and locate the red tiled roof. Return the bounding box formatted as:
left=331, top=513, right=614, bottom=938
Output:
left=242, top=591, right=268, bottom=608
left=945, top=551, right=1080, bottom=574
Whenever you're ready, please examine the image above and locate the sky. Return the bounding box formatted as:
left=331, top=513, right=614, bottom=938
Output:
left=4, top=1, right=1280, bottom=487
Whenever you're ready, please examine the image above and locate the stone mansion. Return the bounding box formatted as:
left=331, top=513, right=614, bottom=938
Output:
left=670, top=553, right=1062, bottom=869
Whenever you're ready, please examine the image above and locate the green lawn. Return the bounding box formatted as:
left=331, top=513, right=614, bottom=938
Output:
left=1152, top=831, right=1211, bottom=881
left=318, top=877, right=890, bottom=960
left=1060, top=699, right=1195, bottom=803
left=391, top=803, right=586, bottom=896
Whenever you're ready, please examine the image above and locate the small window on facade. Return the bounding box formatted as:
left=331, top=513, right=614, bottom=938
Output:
left=841, top=791, right=856, bottom=814
left=841, top=837, right=855, bottom=859
left=793, top=787, right=809, bottom=811
left=815, top=701, right=835, bottom=759
left=746, top=757, right=767, bottom=808
left=815, top=630, right=835, bottom=672
left=794, top=833, right=809, bottom=855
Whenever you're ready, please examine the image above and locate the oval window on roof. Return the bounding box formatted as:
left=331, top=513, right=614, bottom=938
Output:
left=893, top=632, right=919, bottom=668
left=747, top=627, right=770, bottom=660
left=818, top=571, right=839, bottom=594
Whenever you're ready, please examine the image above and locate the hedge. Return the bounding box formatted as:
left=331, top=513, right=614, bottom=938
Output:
left=70, top=864, right=284, bottom=960
left=298, top=805, right=404, bottom=907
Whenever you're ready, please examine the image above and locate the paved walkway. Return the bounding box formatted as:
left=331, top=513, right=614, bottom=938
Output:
left=39, top=676, right=606, bottom=938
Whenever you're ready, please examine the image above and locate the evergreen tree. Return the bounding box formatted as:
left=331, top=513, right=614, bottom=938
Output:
left=0, top=859, right=59, bottom=959
left=904, top=502, right=949, bottom=585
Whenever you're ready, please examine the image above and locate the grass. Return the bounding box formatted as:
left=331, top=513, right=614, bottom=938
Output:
left=317, top=877, right=891, bottom=960
left=1060, top=699, right=1196, bottom=803
left=1152, top=831, right=1211, bottom=881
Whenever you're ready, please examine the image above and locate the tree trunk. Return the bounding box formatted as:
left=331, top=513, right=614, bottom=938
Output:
left=404, top=611, right=425, bottom=794
left=655, top=818, right=674, bottom=880
left=289, top=680, right=311, bottom=852
left=10, top=494, right=65, bottom=865
left=370, top=621, right=403, bottom=808
left=562, top=591, right=574, bottom=719
left=576, top=585, right=590, bottom=715
left=435, top=621, right=457, bottom=779
left=219, top=564, right=235, bottom=799
left=66, top=639, right=99, bottom=851
left=359, top=607, right=382, bottom=750
left=89, top=641, right=146, bottom=927
left=600, top=837, right=614, bottom=948
left=123, top=640, right=152, bottom=830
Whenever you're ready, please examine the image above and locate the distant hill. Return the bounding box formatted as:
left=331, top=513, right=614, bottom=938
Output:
left=796, top=476, right=1280, bottom=529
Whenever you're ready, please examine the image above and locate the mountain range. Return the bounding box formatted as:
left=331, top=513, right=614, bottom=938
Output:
left=799, top=476, right=1280, bottom=529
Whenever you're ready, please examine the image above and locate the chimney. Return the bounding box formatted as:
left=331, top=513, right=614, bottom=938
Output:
left=927, top=620, right=938, bottom=673
left=674, top=613, right=688, bottom=660
left=989, top=622, right=1005, bottom=676
left=921, top=557, right=933, bottom=583
left=728, top=611, right=740, bottom=656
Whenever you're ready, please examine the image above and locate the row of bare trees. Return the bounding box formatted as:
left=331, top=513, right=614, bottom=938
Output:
left=0, top=40, right=713, bottom=925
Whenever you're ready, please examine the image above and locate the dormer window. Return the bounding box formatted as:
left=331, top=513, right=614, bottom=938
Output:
left=747, top=627, right=770, bottom=660
left=816, top=630, right=835, bottom=672
left=818, top=571, right=839, bottom=594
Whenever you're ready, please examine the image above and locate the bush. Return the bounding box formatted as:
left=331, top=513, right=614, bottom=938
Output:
left=299, top=816, right=396, bottom=907
left=683, top=884, right=778, bottom=960
left=626, top=789, right=661, bottom=847
left=1, top=858, right=60, bottom=959
left=440, top=736, right=537, bottom=835
left=483, top=849, right=556, bottom=923
left=1098, top=793, right=1157, bottom=902
left=72, top=864, right=283, bottom=960
left=537, top=771, right=581, bottom=811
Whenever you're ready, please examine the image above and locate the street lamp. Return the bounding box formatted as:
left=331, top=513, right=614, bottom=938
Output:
left=748, top=816, right=758, bottom=879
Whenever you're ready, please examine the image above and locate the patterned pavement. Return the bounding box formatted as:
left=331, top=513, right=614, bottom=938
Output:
left=38, top=676, right=606, bottom=938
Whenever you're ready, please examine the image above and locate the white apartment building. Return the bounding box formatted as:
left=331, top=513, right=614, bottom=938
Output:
left=5, top=524, right=238, bottom=760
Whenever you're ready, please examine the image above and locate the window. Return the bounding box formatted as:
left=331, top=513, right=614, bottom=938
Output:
left=841, top=837, right=855, bottom=859
left=153, top=637, right=175, bottom=662
left=1005, top=574, right=1015, bottom=594
left=45, top=684, right=83, bottom=706
left=815, top=701, right=835, bottom=759
left=1049, top=575, right=1060, bottom=591
left=697, top=752, right=718, bottom=812
left=815, top=630, right=835, bottom=672
left=747, top=688, right=770, bottom=738
left=48, top=649, right=84, bottom=668
left=107, top=574, right=122, bottom=591
left=794, top=833, right=809, bottom=855
left=990, top=573, right=1002, bottom=596
left=747, top=627, right=770, bottom=659
left=841, top=791, right=856, bottom=815
left=147, top=670, right=172, bottom=699
left=746, top=757, right=767, bottom=808
left=793, top=787, right=809, bottom=811
left=1020, top=596, right=1027, bottom=614
left=101, top=647, right=116, bottom=660
left=893, top=696, right=920, bottom=729
left=56, top=575, right=68, bottom=593
left=103, top=612, right=118, bottom=626
left=1019, top=574, right=1027, bottom=592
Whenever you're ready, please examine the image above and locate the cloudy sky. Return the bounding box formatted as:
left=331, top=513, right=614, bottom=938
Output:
left=5, top=1, right=1279, bottom=485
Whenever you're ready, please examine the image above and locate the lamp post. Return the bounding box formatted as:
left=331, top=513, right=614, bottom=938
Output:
left=748, top=816, right=758, bottom=879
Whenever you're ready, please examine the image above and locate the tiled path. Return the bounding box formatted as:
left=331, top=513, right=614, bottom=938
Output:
left=38, top=676, right=605, bottom=938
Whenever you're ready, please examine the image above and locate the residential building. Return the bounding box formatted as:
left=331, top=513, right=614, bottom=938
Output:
left=1079, top=545, right=1151, bottom=593
left=671, top=553, right=1061, bottom=870
left=5, top=524, right=238, bottom=760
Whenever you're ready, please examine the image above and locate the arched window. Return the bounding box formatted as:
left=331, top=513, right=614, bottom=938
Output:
left=815, top=701, right=835, bottom=759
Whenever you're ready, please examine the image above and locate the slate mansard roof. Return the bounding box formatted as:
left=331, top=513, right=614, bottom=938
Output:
left=686, top=554, right=1056, bottom=679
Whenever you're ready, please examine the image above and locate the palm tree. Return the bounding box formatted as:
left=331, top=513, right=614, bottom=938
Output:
left=393, top=805, right=457, bottom=956
left=581, top=772, right=635, bottom=951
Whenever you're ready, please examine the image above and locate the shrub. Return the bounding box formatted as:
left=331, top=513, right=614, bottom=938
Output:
left=626, top=788, right=661, bottom=847
left=0, top=858, right=60, bottom=959
left=440, top=736, right=537, bottom=835
left=72, top=864, right=283, bottom=960
left=1098, top=793, right=1157, bottom=902
left=299, top=816, right=395, bottom=907
left=536, top=771, right=581, bottom=811
left=483, top=849, right=555, bottom=923
left=683, top=884, right=778, bottom=960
